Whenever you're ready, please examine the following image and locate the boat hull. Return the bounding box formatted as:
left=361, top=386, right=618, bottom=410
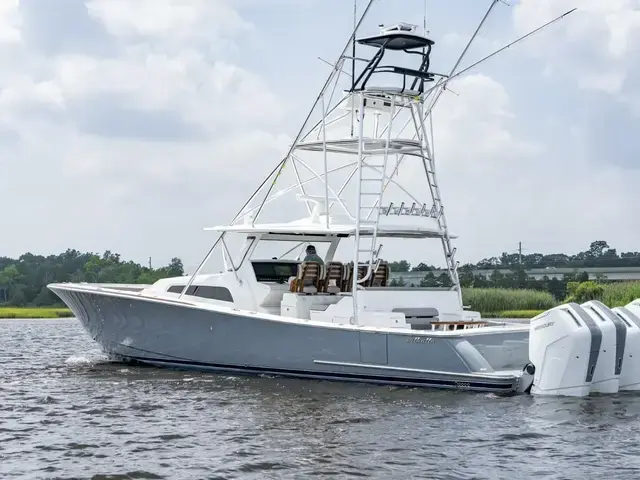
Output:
left=49, top=284, right=530, bottom=394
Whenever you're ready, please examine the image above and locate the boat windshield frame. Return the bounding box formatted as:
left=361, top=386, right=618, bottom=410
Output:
left=225, top=233, right=343, bottom=272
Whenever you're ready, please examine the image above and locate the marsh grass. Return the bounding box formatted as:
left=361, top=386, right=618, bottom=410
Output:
left=0, top=308, right=73, bottom=319
left=489, top=310, right=546, bottom=319
left=462, top=288, right=557, bottom=315
left=600, top=282, right=640, bottom=307
left=2, top=283, right=639, bottom=320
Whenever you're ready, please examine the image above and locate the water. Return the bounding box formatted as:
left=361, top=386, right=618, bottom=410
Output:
left=2, top=319, right=640, bottom=480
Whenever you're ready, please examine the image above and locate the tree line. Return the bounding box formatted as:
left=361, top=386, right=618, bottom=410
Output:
left=388, top=241, right=640, bottom=300
left=388, top=240, right=640, bottom=273
left=0, top=250, right=184, bottom=307
left=0, top=240, right=637, bottom=307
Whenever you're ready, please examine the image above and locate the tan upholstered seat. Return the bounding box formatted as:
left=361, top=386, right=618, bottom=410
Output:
left=370, top=262, right=390, bottom=287
left=290, top=261, right=324, bottom=294
left=343, top=262, right=368, bottom=291
left=342, top=262, right=354, bottom=292
left=321, top=262, right=344, bottom=294
left=342, top=261, right=389, bottom=289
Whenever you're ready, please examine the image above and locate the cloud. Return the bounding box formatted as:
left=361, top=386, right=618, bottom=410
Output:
left=0, top=0, right=289, bottom=266
left=86, top=0, right=250, bottom=44
left=412, top=71, right=640, bottom=266
left=0, top=0, right=639, bottom=274
left=0, top=0, right=20, bottom=44
left=513, top=0, right=640, bottom=97
left=18, top=0, right=116, bottom=56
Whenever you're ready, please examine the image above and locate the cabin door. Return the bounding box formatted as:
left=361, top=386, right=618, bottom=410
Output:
left=358, top=332, right=388, bottom=365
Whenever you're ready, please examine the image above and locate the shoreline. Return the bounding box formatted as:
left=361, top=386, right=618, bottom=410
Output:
left=0, top=307, right=544, bottom=320
left=0, top=307, right=74, bottom=319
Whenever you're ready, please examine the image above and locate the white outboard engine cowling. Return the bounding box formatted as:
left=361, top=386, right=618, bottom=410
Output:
left=627, top=299, right=640, bottom=318
left=581, top=300, right=624, bottom=394
left=529, top=304, right=598, bottom=397
left=611, top=303, right=640, bottom=391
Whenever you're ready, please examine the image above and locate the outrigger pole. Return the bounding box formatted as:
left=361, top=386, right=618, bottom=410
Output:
left=251, top=0, right=376, bottom=225
left=380, top=4, right=578, bottom=140
left=180, top=0, right=378, bottom=299
left=424, top=0, right=501, bottom=117
left=372, top=2, right=576, bottom=293
left=423, top=6, right=578, bottom=116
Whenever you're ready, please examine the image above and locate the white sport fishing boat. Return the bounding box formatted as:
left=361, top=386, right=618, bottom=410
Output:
left=49, top=1, right=640, bottom=397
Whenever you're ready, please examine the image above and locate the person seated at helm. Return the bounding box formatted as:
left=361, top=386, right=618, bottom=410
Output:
left=303, top=245, right=324, bottom=265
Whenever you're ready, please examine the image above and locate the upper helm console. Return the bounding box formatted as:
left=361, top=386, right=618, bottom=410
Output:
left=350, top=22, right=445, bottom=95
left=357, top=22, right=435, bottom=50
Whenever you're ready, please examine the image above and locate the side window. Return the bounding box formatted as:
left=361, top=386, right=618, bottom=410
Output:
left=166, top=285, right=233, bottom=302
left=193, top=286, right=234, bottom=303
left=167, top=285, right=197, bottom=295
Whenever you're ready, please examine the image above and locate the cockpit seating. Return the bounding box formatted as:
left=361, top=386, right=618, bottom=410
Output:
left=290, top=261, right=324, bottom=294
left=370, top=261, right=390, bottom=287
left=321, top=261, right=345, bottom=294
left=342, top=262, right=368, bottom=292
left=342, top=261, right=389, bottom=290
left=342, top=262, right=353, bottom=292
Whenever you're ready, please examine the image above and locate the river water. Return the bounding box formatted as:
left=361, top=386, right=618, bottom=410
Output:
left=2, top=318, right=640, bottom=480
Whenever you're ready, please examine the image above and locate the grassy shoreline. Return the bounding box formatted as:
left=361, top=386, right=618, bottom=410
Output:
left=0, top=306, right=548, bottom=320
left=0, top=307, right=74, bottom=319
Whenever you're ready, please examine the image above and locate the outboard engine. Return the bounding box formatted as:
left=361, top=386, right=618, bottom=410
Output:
left=627, top=299, right=640, bottom=317
left=612, top=302, right=640, bottom=391
left=581, top=300, right=623, bottom=394
left=528, top=304, right=597, bottom=397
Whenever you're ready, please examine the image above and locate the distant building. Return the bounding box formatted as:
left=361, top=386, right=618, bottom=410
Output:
left=389, top=266, right=640, bottom=286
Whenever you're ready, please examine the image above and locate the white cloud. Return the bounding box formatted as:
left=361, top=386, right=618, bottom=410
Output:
left=513, top=0, right=640, bottom=97
left=0, top=0, right=639, bottom=272
left=422, top=72, right=640, bottom=265
left=48, top=51, right=282, bottom=132
left=0, top=0, right=21, bottom=44
left=86, top=0, right=250, bottom=42
left=0, top=0, right=289, bottom=266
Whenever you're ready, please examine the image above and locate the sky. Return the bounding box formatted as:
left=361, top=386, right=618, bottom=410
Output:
left=1, top=0, right=640, bottom=272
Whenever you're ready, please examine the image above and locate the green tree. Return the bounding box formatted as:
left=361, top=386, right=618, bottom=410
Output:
left=588, top=240, right=609, bottom=258
left=388, top=260, right=410, bottom=272
left=412, top=262, right=434, bottom=272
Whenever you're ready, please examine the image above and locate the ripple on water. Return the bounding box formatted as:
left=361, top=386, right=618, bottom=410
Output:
left=4, top=319, right=640, bottom=479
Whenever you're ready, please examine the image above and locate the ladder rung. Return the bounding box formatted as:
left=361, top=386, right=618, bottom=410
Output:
left=365, top=164, right=385, bottom=168
left=361, top=178, right=383, bottom=181
left=361, top=193, right=379, bottom=196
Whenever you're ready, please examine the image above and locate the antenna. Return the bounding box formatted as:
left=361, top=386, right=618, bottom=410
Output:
left=423, top=0, right=428, bottom=36
left=352, top=0, right=357, bottom=91
left=422, top=0, right=428, bottom=57
left=350, top=0, right=357, bottom=137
